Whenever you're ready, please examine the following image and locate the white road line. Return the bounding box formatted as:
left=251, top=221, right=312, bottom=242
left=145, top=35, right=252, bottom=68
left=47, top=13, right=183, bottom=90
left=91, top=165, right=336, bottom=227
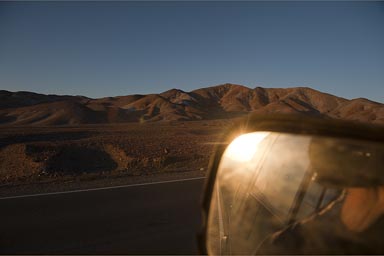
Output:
left=0, top=176, right=206, bottom=200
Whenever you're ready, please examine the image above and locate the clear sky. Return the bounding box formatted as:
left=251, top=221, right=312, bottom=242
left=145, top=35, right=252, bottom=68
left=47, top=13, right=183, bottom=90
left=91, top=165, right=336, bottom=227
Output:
left=0, top=1, right=383, bottom=103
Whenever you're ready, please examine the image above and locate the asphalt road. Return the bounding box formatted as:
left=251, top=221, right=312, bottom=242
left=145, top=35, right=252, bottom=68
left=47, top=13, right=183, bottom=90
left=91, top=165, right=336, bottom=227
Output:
left=0, top=177, right=205, bottom=254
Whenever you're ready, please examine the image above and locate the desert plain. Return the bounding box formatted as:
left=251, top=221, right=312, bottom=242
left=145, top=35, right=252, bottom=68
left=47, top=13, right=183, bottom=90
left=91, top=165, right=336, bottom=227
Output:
left=0, top=120, right=229, bottom=197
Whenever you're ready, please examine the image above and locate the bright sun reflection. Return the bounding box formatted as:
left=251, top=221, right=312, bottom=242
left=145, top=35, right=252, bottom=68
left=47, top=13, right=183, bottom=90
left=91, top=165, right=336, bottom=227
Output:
left=224, top=132, right=270, bottom=162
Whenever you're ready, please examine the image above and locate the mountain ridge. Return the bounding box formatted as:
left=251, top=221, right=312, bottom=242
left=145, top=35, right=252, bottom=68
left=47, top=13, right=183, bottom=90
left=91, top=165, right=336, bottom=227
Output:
left=1, top=84, right=383, bottom=125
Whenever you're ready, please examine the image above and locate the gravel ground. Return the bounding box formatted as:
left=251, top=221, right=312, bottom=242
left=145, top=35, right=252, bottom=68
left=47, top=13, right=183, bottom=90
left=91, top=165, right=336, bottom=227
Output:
left=0, top=120, right=229, bottom=197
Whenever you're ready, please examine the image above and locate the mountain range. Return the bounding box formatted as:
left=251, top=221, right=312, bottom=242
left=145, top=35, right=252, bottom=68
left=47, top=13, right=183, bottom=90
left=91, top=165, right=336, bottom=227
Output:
left=1, top=84, right=383, bottom=125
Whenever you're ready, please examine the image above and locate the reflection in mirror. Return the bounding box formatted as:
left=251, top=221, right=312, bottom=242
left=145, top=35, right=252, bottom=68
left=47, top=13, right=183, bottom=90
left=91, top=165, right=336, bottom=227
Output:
left=206, top=132, right=384, bottom=255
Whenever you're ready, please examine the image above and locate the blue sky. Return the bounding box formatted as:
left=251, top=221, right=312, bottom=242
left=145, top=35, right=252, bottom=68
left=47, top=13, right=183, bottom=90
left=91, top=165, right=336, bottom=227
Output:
left=0, top=1, right=383, bottom=103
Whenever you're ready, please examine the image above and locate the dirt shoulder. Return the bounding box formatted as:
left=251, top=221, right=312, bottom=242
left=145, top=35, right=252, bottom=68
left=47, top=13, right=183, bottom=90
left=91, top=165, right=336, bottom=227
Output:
left=0, top=169, right=206, bottom=198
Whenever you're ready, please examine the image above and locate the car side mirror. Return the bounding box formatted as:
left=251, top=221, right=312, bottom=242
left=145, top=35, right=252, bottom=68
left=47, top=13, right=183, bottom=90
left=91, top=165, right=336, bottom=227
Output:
left=198, top=114, right=384, bottom=255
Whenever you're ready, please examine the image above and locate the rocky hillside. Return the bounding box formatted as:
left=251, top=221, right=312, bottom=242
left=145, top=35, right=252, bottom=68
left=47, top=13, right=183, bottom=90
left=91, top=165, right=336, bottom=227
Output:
left=0, top=84, right=383, bottom=125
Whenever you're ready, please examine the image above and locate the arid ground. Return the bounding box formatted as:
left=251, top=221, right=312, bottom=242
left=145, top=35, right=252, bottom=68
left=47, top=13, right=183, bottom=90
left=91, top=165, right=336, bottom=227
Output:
left=0, top=120, right=231, bottom=196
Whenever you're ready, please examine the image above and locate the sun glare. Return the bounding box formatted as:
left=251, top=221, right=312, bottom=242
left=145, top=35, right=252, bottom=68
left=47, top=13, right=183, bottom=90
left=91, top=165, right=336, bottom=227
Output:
left=224, top=132, right=270, bottom=162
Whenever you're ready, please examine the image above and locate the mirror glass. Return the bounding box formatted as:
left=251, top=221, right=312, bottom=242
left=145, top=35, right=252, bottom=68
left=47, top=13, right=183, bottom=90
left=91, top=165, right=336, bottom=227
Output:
left=207, top=132, right=384, bottom=255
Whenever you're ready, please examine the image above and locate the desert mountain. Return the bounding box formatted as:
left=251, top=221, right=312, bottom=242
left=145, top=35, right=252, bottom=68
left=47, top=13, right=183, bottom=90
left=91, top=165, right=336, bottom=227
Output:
left=0, top=90, right=88, bottom=109
left=0, top=84, right=383, bottom=125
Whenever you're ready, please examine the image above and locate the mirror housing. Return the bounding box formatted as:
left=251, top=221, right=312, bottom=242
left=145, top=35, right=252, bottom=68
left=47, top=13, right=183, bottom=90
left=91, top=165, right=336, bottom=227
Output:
left=198, top=114, right=384, bottom=255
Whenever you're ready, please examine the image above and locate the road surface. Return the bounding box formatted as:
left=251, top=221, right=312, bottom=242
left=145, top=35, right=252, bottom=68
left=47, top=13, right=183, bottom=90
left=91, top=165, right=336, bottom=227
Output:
left=0, top=177, right=205, bottom=254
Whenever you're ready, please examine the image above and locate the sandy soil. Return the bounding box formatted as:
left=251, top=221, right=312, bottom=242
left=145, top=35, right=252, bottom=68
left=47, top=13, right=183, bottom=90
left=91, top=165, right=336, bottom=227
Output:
left=0, top=120, right=230, bottom=194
